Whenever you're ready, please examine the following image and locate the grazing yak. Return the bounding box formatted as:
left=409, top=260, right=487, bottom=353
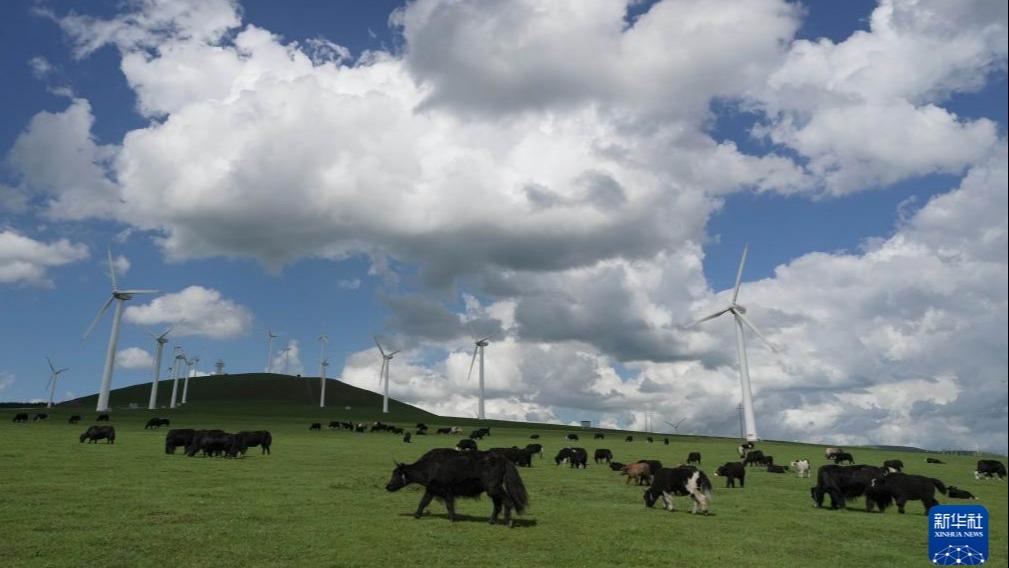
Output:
left=767, top=464, right=789, bottom=474
left=870, top=472, right=945, bottom=514
left=237, top=431, right=272, bottom=455
left=470, top=428, right=491, bottom=439
left=828, top=452, right=854, bottom=465
left=489, top=447, right=534, bottom=468
left=309, top=423, right=322, bottom=431
left=714, top=462, right=746, bottom=488
left=824, top=447, right=843, bottom=460
left=525, top=443, right=543, bottom=459
left=593, top=433, right=605, bottom=440
left=742, top=450, right=766, bottom=467
left=12, top=413, right=28, bottom=423
left=565, top=433, right=579, bottom=441
left=790, top=459, right=811, bottom=479
left=883, top=459, right=904, bottom=472
left=33, top=413, right=48, bottom=422
left=186, top=430, right=245, bottom=457
left=643, top=466, right=713, bottom=515
left=975, top=459, right=1007, bottom=480
left=97, top=414, right=110, bottom=422
left=144, top=417, right=170, bottom=430
left=328, top=421, right=341, bottom=430
left=810, top=465, right=889, bottom=511
left=594, top=449, right=614, bottom=464
left=646, top=437, right=654, bottom=443
left=925, top=457, right=945, bottom=464
left=80, top=425, right=116, bottom=444
left=68, top=415, right=81, bottom=424
left=529, top=434, right=540, bottom=440
left=554, top=448, right=587, bottom=468
left=625, top=436, right=634, bottom=442
left=165, top=429, right=197, bottom=454
left=403, top=433, right=412, bottom=443
left=686, top=452, right=701, bottom=466
left=385, top=448, right=529, bottom=526
left=456, top=439, right=479, bottom=451
left=609, top=462, right=626, bottom=471
left=622, top=462, right=653, bottom=485
left=947, top=486, right=976, bottom=499
left=663, top=438, right=669, bottom=446
left=436, top=427, right=452, bottom=435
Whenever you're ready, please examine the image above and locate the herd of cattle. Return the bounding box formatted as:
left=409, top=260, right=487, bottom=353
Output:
left=11, top=412, right=1007, bottom=527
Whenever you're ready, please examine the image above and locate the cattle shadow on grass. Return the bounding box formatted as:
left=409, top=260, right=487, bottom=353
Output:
left=397, top=512, right=538, bottom=528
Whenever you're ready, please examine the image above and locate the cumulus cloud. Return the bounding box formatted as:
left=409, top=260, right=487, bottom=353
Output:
left=123, top=286, right=253, bottom=338
left=116, top=347, right=154, bottom=370
left=0, top=230, right=90, bottom=286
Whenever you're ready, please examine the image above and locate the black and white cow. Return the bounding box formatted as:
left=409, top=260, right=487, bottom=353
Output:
left=714, top=462, right=745, bottom=488
left=870, top=472, right=945, bottom=514
left=975, top=459, right=1007, bottom=480
left=883, top=459, right=904, bottom=473
left=686, top=452, right=701, bottom=466
left=525, top=443, right=543, bottom=459
left=456, top=439, right=478, bottom=451
left=738, top=442, right=755, bottom=457
left=643, top=466, right=713, bottom=515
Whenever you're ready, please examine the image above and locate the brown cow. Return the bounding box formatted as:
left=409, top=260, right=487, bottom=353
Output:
left=621, top=462, right=652, bottom=485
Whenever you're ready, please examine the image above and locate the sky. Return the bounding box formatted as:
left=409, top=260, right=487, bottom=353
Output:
left=0, top=0, right=1006, bottom=452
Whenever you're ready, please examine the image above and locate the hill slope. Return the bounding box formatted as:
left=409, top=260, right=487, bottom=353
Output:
left=61, top=373, right=438, bottom=420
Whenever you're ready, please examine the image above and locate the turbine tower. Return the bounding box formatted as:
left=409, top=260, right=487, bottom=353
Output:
left=374, top=337, right=399, bottom=414
left=182, top=355, right=198, bottom=404
left=83, top=249, right=158, bottom=412
left=318, top=335, right=328, bottom=408
left=169, top=346, right=185, bottom=409
left=693, top=244, right=777, bottom=441
left=146, top=324, right=176, bottom=410
left=265, top=330, right=278, bottom=372
left=281, top=345, right=292, bottom=374
left=214, top=359, right=225, bottom=375
left=467, top=338, right=490, bottom=420
left=45, top=357, right=69, bottom=409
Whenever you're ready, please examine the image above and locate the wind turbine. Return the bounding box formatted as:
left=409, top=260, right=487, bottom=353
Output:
left=182, top=355, right=198, bottom=404
left=374, top=337, right=399, bottom=414
left=83, top=249, right=158, bottom=412
left=214, top=359, right=225, bottom=375
left=318, top=335, right=328, bottom=408
left=169, top=346, right=185, bottom=409
left=281, top=345, right=292, bottom=374
left=265, top=330, right=279, bottom=372
left=693, top=244, right=777, bottom=442
left=45, top=357, right=69, bottom=409
left=664, top=418, right=686, bottom=434
left=466, top=338, right=491, bottom=420
left=146, top=323, right=178, bottom=410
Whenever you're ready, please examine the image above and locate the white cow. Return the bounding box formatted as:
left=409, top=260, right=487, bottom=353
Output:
left=790, top=459, right=811, bottom=479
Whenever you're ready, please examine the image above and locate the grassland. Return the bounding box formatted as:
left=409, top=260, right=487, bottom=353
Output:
left=1, top=375, right=1005, bottom=567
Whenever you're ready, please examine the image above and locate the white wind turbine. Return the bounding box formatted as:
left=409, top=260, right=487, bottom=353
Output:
left=374, top=337, right=399, bottom=414
left=83, top=249, right=158, bottom=412
left=146, top=323, right=178, bottom=410
left=466, top=337, right=491, bottom=420
left=693, top=244, right=778, bottom=442
left=318, top=335, right=328, bottom=408
left=45, top=357, right=69, bottom=409
left=169, top=346, right=186, bottom=409
left=182, top=355, right=198, bottom=404
left=281, top=345, right=293, bottom=374
left=265, top=330, right=279, bottom=372
left=664, top=418, right=686, bottom=434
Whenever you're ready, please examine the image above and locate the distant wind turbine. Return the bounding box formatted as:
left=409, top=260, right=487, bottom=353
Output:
left=664, top=418, right=686, bottom=434
left=265, top=330, right=279, bottom=372
left=83, top=249, right=158, bottom=412
left=146, top=323, right=178, bottom=410
left=169, top=346, right=185, bottom=409
left=374, top=337, right=399, bottom=414
left=45, top=357, right=69, bottom=409
left=281, top=346, right=292, bottom=374
left=692, top=244, right=778, bottom=441
left=182, top=355, right=198, bottom=404
left=466, top=337, right=491, bottom=420
left=214, top=359, right=225, bottom=375
left=318, top=335, right=328, bottom=408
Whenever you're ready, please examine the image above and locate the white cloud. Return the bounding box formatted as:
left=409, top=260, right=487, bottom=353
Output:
left=0, top=372, right=14, bottom=392
left=109, top=254, right=130, bottom=279
left=123, top=286, right=253, bottom=338
left=270, top=339, right=304, bottom=375
left=0, top=230, right=89, bottom=286
left=116, top=347, right=154, bottom=370
left=28, top=56, right=55, bottom=79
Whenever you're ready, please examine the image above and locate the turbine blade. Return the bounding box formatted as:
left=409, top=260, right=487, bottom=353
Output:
left=46, top=356, right=56, bottom=374
left=378, top=359, right=387, bottom=385
left=735, top=310, right=779, bottom=353
left=731, top=244, right=749, bottom=304
left=388, top=350, right=400, bottom=357
left=83, top=296, right=115, bottom=340
left=690, top=307, right=731, bottom=327
left=59, top=368, right=69, bottom=374
left=466, top=346, right=478, bottom=381
left=373, top=336, right=386, bottom=357
left=119, top=289, right=159, bottom=295
left=107, top=248, right=118, bottom=290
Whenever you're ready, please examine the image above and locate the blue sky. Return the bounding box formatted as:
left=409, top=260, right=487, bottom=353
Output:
left=1, top=0, right=1006, bottom=451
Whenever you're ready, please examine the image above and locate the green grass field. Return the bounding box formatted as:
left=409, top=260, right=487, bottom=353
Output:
left=1, top=375, right=1005, bottom=567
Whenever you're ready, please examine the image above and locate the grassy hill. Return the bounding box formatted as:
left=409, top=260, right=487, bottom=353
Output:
left=2, top=377, right=1005, bottom=567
